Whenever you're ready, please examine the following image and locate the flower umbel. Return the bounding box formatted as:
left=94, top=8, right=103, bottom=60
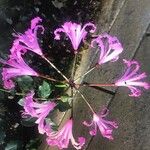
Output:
left=0, top=47, right=38, bottom=89
left=22, top=91, right=56, bottom=134
left=46, top=119, right=85, bottom=149
left=91, top=33, right=123, bottom=65
left=115, top=59, right=150, bottom=97
left=83, top=108, right=118, bottom=140
left=13, top=17, right=44, bottom=56
left=54, top=21, right=96, bottom=53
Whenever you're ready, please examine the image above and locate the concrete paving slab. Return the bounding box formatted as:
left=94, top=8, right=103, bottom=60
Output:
left=87, top=25, right=150, bottom=150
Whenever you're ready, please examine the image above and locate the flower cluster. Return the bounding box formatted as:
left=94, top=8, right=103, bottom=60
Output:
left=0, top=43, right=39, bottom=89
left=22, top=91, right=85, bottom=149
left=83, top=108, right=118, bottom=140
left=115, top=59, right=150, bottom=97
left=13, top=17, right=44, bottom=56
left=91, top=33, right=123, bottom=65
left=22, top=91, right=56, bottom=134
left=54, top=22, right=96, bottom=53
left=0, top=17, right=149, bottom=149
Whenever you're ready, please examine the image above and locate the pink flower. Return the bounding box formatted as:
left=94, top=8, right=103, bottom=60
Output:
left=115, top=59, right=150, bottom=97
left=22, top=91, right=56, bottom=134
left=83, top=108, right=118, bottom=140
left=0, top=46, right=38, bottom=89
left=54, top=21, right=96, bottom=53
left=13, top=17, right=44, bottom=56
left=46, top=119, right=85, bottom=149
left=91, top=33, right=123, bottom=65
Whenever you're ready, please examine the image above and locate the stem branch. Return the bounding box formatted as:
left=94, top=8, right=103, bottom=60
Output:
left=41, top=55, right=69, bottom=82
left=74, top=64, right=98, bottom=82
left=74, top=87, right=95, bottom=114
left=77, top=83, right=116, bottom=87
left=39, top=74, right=64, bottom=83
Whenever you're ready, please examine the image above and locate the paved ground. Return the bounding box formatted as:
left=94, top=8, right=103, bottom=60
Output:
left=0, top=0, right=149, bottom=150
left=69, top=0, right=150, bottom=150
left=45, top=0, right=150, bottom=150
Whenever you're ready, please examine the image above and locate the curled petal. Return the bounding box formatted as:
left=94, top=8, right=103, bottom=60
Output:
left=128, top=86, right=141, bottom=97
left=82, top=22, right=96, bottom=33
left=31, top=17, right=42, bottom=29
left=71, top=137, right=86, bottom=150
left=54, top=28, right=65, bottom=40
left=83, top=120, right=93, bottom=127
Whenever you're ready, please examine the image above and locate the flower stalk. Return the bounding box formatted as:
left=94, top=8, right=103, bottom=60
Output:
left=41, top=55, right=70, bottom=83
left=75, top=87, right=95, bottom=114
left=39, top=74, right=64, bottom=83
left=74, top=64, right=98, bottom=82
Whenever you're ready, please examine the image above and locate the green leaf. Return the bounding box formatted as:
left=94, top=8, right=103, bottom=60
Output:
left=38, top=81, right=51, bottom=99
left=25, top=138, right=41, bottom=150
left=21, top=117, right=36, bottom=127
left=17, top=76, right=33, bottom=92
left=60, top=95, right=72, bottom=103
left=56, top=101, right=71, bottom=112
left=0, top=128, right=6, bottom=143
left=17, top=98, right=24, bottom=106
left=5, top=140, right=22, bottom=150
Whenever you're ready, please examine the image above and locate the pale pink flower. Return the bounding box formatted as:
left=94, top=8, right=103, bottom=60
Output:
left=54, top=21, right=96, bottom=53
left=46, top=119, right=85, bottom=149
left=83, top=108, right=118, bottom=140
left=22, top=91, right=56, bottom=134
left=91, top=33, right=123, bottom=65
left=115, top=59, right=150, bottom=97
left=0, top=47, right=38, bottom=89
left=13, top=17, right=44, bottom=56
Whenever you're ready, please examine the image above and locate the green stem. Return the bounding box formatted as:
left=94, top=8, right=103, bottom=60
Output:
left=71, top=53, right=77, bottom=80
left=0, top=88, right=25, bottom=96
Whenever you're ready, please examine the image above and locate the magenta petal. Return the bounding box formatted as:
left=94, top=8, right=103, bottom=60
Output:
left=31, top=17, right=42, bottom=29
left=78, top=137, right=85, bottom=146
left=89, top=130, right=96, bottom=136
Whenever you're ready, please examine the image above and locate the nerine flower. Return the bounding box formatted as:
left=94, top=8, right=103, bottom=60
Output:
left=54, top=21, right=96, bottom=53
left=13, top=17, right=44, bottom=56
left=22, top=91, right=56, bottom=134
left=91, top=33, right=123, bottom=65
left=83, top=108, right=118, bottom=140
left=115, top=59, right=150, bottom=97
left=0, top=46, right=38, bottom=89
left=46, top=119, right=85, bottom=149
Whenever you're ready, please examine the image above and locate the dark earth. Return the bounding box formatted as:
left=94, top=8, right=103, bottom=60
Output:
left=0, top=0, right=101, bottom=149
